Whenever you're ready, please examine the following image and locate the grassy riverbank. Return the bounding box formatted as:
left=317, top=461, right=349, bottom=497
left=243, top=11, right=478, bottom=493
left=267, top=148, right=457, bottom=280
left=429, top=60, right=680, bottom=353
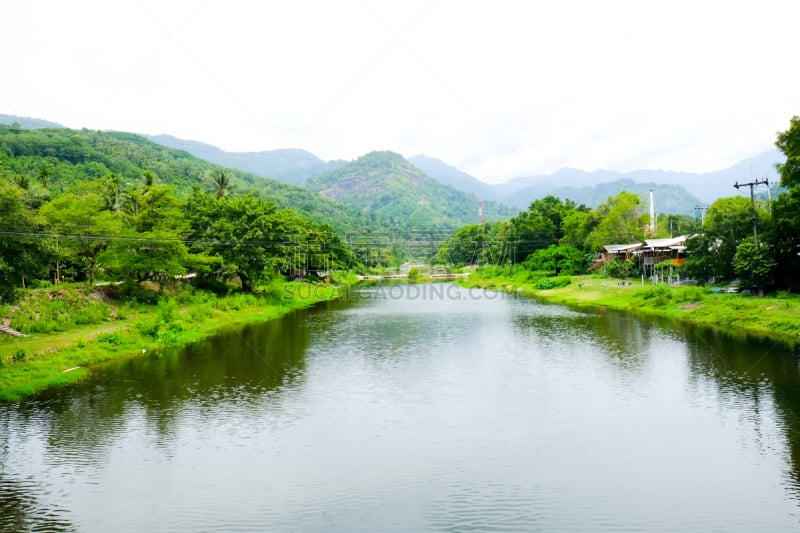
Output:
left=0, top=279, right=352, bottom=402
left=462, top=267, right=800, bottom=345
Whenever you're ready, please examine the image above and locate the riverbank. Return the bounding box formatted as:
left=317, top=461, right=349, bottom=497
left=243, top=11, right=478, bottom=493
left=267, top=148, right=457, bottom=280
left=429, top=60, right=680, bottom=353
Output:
left=0, top=280, right=349, bottom=402
left=461, top=270, right=800, bottom=345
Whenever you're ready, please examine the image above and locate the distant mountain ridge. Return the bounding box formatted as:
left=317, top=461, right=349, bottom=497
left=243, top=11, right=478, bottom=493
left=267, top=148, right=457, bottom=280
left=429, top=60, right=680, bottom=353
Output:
left=146, top=134, right=346, bottom=184
left=0, top=113, right=63, bottom=129
left=412, top=150, right=784, bottom=211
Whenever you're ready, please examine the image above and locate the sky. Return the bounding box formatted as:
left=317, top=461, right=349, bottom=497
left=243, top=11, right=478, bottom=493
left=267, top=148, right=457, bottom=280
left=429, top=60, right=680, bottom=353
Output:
left=2, top=0, right=797, bottom=183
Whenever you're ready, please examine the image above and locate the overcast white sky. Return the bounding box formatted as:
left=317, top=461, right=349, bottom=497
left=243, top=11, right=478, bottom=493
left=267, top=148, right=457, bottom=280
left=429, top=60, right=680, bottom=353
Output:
left=2, top=1, right=797, bottom=182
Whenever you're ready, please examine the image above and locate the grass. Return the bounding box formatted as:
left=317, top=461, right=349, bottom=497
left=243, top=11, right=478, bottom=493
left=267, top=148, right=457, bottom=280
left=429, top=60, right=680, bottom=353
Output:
left=0, top=279, right=350, bottom=402
left=462, top=269, right=800, bottom=345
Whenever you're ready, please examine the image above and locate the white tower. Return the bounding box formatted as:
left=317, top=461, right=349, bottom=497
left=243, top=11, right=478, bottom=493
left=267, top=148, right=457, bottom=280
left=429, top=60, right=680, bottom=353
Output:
left=649, top=189, right=655, bottom=233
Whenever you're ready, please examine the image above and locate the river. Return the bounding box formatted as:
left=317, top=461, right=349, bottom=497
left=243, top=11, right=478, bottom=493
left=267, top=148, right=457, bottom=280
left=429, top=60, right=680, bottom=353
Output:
left=2, top=284, right=800, bottom=531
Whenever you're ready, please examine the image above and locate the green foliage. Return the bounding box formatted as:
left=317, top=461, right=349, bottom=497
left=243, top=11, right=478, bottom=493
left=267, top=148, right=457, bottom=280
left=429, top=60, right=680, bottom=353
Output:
left=534, top=277, right=570, bottom=290
left=97, top=332, right=125, bottom=346
left=776, top=116, right=800, bottom=188
left=407, top=266, right=421, bottom=282
left=683, top=196, right=767, bottom=283
left=734, top=241, right=776, bottom=290
left=584, top=191, right=647, bottom=251
left=637, top=284, right=673, bottom=307
left=0, top=181, right=52, bottom=302
left=535, top=278, right=556, bottom=290
left=524, top=244, right=587, bottom=275
left=12, top=349, right=27, bottom=362
left=605, top=257, right=637, bottom=279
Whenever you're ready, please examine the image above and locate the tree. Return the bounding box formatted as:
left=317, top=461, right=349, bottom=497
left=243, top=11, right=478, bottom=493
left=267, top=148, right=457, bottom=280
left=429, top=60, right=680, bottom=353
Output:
left=583, top=192, right=647, bottom=251
left=185, top=191, right=282, bottom=292
left=508, top=196, right=586, bottom=262
left=684, top=197, right=765, bottom=282
left=770, top=116, right=800, bottom=289
left=524, top=244, right=587, bottom=275
left=0, top=181, right=51, bottom=302
left=734, top=241, right=776, bottom=294
left=210, top=169, right=233, bottom=199
left=776, top=115, right=800, bottom=187
left=767, top=187, right=800, bottom=290
left=438, top=223, right=488, bottom=266
left=40, top=192, right=123, bottom=285
left=99, top=230, right=188, bottom=288
left=101, top=173, right=126, bottom=212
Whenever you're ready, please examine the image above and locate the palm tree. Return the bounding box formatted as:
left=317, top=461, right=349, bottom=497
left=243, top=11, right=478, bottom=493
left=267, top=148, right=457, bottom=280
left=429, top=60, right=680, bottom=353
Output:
left=211, top=169, right=232, bottom=199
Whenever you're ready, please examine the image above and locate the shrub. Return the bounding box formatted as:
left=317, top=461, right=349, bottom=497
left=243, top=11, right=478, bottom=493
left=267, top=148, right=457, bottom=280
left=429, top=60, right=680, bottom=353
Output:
left=156, top=299, right=177, bottom=324
left=535, top=278, right=556, bottom=290
left=135, top=317, right=163, bottom=338
left=12, top=349, right=26, bottom=362
left=190, top=304, right=214, bottom=322
left=97, top=332, right=125, bottom=346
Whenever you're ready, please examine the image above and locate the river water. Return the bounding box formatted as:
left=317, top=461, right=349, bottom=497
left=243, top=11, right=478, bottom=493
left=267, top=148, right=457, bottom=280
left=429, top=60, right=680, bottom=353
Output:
left=2, top=284, right=800, bottom=532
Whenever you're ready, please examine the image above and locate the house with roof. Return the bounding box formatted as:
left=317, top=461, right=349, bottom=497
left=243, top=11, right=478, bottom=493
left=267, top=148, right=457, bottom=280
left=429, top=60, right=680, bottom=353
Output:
left=591, top=235, right=689, bottom=280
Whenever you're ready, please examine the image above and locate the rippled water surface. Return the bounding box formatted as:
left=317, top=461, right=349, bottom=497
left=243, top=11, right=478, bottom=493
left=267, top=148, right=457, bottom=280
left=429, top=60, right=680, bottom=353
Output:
left=2, top=284, right=800, bottom=531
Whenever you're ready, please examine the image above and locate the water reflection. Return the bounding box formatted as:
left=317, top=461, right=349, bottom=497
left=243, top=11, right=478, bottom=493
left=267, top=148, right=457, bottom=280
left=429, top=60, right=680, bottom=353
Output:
left=0, top=309, right=313, bottom=531
left=683, top=325, right=800, bottom=495
left=1, top=286, right=800, bottom=531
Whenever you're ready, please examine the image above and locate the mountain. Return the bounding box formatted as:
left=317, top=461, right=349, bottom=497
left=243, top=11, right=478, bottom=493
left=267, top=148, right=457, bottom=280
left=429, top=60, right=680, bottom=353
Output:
left=0, top=125, right=371, bottom=234
left=407, top=154, right=498, bottom=200
left=0, top=113, right=63, bottom=129
left=147, top=134, right=345, bottom=184
left=493, top=149, right=784, bottom=207
left=305, top=151, right=515, bottom=230
left=546, top=179, right=704, bottom=215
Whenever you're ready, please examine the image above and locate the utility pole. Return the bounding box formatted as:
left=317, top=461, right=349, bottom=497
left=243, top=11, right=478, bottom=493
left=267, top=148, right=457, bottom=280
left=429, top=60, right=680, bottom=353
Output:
left=694, top=205, right=708, bottom=226
left=733, top=178, right=769, bottom=246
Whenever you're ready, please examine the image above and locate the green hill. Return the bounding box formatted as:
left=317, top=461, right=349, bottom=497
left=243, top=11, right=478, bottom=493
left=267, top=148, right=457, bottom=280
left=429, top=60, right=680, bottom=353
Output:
left=0, top=125, right=370, bottom=233
left=305, top=151, right=516, bottom=230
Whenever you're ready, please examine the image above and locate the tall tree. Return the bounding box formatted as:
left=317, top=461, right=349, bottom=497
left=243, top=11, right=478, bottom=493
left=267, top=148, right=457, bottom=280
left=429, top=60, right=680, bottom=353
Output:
left=776, top=115, right=800, bottom=188
left=583, top=192, right=647, bottom=251
left=769, top=116, right=800, bottom=289
left=0, top=181, right=51, bottom=301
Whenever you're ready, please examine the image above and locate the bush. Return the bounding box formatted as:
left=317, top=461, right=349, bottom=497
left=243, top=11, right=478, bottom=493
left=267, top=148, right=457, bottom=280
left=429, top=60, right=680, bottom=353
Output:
left=12, top=348, right=26, bottom=362
left=97, top=332, right=125, bottom=346
left=135, top=317, right=163, bottom=338
left=189, top=303, right=214, bottom=322
left=156, top=299, right=177, bottom=324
